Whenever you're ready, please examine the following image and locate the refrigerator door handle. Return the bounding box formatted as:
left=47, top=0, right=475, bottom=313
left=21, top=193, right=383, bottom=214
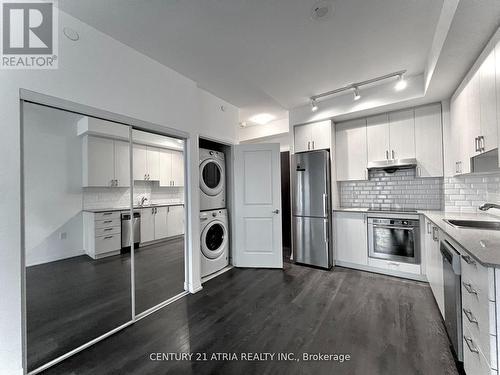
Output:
left=324, top=220, right=328, bottom=243
left=323, top=193, right=327, bottom=217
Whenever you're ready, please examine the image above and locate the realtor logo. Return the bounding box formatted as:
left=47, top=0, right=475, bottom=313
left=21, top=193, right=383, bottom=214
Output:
left=1, top=0, right=58, bottom=69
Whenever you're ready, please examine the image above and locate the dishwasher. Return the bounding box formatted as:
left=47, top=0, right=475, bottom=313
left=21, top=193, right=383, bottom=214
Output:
left=121, top=211, right=141, bottom=251
left=440, top=239, right=463, bottom=362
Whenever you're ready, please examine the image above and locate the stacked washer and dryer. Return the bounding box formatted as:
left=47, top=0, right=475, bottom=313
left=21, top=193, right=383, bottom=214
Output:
left=199, top=148, right=229, bottom=277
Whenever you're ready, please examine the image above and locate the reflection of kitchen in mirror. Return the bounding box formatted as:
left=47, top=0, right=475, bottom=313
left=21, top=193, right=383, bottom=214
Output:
left=130, top=129, right=185, bottom=314
left=24, top=102, right=133, bottom=372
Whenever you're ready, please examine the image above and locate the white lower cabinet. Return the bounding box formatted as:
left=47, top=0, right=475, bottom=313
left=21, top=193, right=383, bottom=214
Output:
left=424, top=218, right=445, bottom=317
left=83, top=211, right=121, bottom=259
left=140, top=205, right=184, bottom=244
left=334, top=212, right=368, bottom=265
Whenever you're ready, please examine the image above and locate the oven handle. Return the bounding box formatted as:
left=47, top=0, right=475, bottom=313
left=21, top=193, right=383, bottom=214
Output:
left=372, top=224, right=416, bottom=231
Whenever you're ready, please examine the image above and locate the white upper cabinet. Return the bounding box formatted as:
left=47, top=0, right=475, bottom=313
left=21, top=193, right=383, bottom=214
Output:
left=159, top=149, right=173, bottom=186
left=449, top=41, right=500, bottom=175
left=479, top=50, right=498, bottom=153
left=310, top=120, right=331, bottom=150
left=415, top=104, right=443, bottom=177
left=146, top=147, right=160, bottom=181
left=83, top=136, right=130, bottom=187
left=113, top=140, right=130, bottom=187
left=171, top=151, right=184, bottom=187
left=293, top=120, right=331, bottom=152
left=388, top=109, right=415, bottom=160
left=159, top=149, right=184, bottom=187
left=133, top=144, right=168, bottom=182
left=133, top=144, right=148, bottom=181
left=366, top=114, right=390, bottom=162
left=84, top=136, right=114, bottom=187
left=336, top=118, right=367, bottom=181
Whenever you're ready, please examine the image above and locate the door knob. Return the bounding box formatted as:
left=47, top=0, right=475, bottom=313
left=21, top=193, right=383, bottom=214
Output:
left=272, top=209, right=280, bottom=214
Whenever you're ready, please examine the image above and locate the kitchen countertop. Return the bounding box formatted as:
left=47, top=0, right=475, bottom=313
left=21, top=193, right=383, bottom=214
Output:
left=83, top=202, right=184, bottom=213
left=333, top=207, right=500, bottom=268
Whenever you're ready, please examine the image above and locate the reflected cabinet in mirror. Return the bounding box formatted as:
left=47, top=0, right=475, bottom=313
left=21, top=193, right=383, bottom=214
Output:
left=24, top=103, right=133, bottom=371
left=132, top=129, right=186, bottom=315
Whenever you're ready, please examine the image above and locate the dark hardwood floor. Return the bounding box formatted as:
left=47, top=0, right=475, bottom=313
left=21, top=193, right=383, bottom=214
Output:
left=43, top=264, right=458, bottom=375
left=27, top=237, right=184, bottom=372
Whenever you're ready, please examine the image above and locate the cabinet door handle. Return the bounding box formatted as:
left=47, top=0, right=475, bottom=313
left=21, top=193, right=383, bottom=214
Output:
left=312, top=140, right=315, bottom=149
left=474, top=137, right=479, bottom=152
left=463, top=308, right=478, bottom=324
left=115, top=179, right=119, bottom=186
left=388, top=262, right=400, bottom=267
left=103, top=220, right=112, bottom=224
left=103, top=228, right=113, bottom=231
left=391, top=150, right=395, bottom=159
left=462, top=282, right=478, bottom=295
left=479, top=135, right=485, bottom=152
left=461, top=254, right=476, bottom=266
left=102, top=212, right=112, bottom=216
left=432, top=226, right=438, bottom=241
left=307, top=141, right=310, bottom=150
left=385, top=150, right=389, bottom=160
left=103, top=236, right=113, bottom=240
left=464, top=336, right=479, bottom=354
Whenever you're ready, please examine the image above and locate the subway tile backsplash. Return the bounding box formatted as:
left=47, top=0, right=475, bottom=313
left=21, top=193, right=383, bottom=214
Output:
left=339, top=169, right=443, bottom=210
left=339, top=168, right=500, bottom=213
left=444, top=173, right=500, bottom=213
left=83, top=181, right=184, bottom=210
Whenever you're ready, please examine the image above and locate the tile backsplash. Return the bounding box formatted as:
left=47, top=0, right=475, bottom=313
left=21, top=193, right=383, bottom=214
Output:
left=83, top=181, right=184, bottom=210
left=339, top=169, right=443, bottom=210
left=339, top=168, right=500, bottom=214
left=444, top=173, right=500, bottom=213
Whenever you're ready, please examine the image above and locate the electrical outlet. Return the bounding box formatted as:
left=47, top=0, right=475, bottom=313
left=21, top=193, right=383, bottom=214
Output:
left=59, top=232, right=67, bottom=240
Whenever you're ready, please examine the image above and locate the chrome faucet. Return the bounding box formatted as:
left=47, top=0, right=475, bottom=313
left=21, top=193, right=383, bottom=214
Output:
left=140, top=196, right=149, bottom=206
left=479, top=203, right=500, bottom=211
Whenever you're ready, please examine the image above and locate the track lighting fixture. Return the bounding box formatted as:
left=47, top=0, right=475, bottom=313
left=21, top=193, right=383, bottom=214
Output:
left=395, top=73, right=407, bottom=91
left=309, top=69, right=407, bottom=109
left=311, top=99, right=319, bottom=112
left=353, top=87, right=361, bottom=101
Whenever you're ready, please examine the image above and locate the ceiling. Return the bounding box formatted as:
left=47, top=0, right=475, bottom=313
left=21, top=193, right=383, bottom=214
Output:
left=59, top=0, right=500, bottom=124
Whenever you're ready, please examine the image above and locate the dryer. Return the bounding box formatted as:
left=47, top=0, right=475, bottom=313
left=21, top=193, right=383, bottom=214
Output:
left=199, top=148, right=226, bottom=211
left=200, top=209, right=229, bottom=277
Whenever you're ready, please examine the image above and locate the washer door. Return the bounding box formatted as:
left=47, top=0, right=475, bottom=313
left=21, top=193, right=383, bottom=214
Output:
left=200, top=159, right=224, bottom=196
left=201, top=220, right=227, bottom=259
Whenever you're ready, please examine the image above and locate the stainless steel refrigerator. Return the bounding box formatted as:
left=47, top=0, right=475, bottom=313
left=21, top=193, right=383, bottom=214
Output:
left=292, top=150, right=332, bottom=269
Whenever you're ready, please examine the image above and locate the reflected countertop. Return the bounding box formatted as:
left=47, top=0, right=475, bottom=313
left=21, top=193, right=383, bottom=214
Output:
left=83, top=202, right=184, bottom=213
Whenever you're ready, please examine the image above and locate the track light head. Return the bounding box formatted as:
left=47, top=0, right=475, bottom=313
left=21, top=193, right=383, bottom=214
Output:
left=311, top=99, right=319, bottom=112
left=395, top=74, right=407, bottom=91
left=353, top=87, right=361, bottom=101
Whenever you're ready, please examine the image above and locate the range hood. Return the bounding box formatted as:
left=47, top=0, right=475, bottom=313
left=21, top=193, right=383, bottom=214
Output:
left=367, top=158, right=417, bottom=172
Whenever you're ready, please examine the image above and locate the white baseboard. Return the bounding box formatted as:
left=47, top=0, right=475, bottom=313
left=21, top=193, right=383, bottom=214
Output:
left=201, top=265, right=234, bottom=284
left=335, top=260, right=428, bottom=282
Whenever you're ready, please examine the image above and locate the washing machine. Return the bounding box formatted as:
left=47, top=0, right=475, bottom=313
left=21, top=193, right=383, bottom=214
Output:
left=200, top=209, right=229, bottom=277
left=199, top=148, right=226, bottom=211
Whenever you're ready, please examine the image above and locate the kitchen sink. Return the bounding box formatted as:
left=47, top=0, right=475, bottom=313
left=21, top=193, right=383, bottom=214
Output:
left=443, top=219, right=500, bottom=230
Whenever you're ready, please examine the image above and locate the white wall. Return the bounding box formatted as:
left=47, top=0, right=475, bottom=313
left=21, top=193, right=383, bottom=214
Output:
left=24, top=103, right=85, bottom=267
left=241, top=132, right=290, bottom=152
left=0, top=10, right=238, bottom=374
left=238, top=117, right=289, bottom=142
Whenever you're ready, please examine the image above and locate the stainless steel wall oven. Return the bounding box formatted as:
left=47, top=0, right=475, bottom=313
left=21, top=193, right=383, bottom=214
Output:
left=368, top=217, right=420, bottom=264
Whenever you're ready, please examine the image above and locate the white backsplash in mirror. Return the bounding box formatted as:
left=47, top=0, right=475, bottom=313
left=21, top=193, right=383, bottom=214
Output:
left=83, top=181, right=183, bottom=210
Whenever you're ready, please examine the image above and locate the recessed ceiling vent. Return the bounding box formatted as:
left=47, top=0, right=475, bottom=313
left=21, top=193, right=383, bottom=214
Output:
left=311, top=1, right=333, bottom=21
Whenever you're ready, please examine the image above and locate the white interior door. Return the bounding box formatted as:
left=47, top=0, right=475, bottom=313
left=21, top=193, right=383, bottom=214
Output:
left=233, top=143, right=283, bottom=268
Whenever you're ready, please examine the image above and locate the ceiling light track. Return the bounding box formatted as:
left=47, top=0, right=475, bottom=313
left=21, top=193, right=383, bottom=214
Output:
left=310, top=69, right=407, bottom=107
